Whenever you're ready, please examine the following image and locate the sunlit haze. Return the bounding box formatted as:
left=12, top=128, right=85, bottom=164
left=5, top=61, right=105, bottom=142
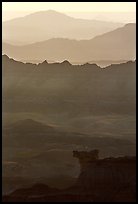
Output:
left=2, top=2, right=136, bottom=23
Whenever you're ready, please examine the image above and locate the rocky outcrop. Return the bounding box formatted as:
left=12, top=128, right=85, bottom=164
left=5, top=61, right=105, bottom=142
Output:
left=73, top=150, right=136, bottom=202
left=3, top=150, right=136, bottom=202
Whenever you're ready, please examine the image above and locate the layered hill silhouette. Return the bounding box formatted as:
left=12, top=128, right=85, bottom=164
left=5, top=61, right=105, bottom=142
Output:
left=3, top=118, right=135, bottom=153
left=2, top=55, right=136, bottom=116
left=2, top=10, right=123, bottom=45
left=2, top=8, right=136, bottom=202
left=2, top=55, right=136, bottom=137
left=2, top=55, right=136, bottom=136
left=2, top=23, right=136, bottom=63
left=2, top=56, right=136, bottom=195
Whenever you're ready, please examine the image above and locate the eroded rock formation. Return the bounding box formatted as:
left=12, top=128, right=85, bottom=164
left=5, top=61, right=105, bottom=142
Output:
left=3, top=150, right=136, bottom=202
left=73, top=150, right=136, bottom=202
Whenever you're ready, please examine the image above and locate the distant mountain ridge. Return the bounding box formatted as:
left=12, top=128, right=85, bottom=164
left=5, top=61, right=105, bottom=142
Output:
left=5, top=119, right=55, bottom=132
left=2, top=23, right=136, bottom=63
left=2, top=10, right=124, bottom=45
left=2, top=54, right=135, bottom=67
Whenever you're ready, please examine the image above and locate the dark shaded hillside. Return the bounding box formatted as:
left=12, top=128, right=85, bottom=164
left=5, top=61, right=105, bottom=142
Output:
left=2, top=55, right=136, bottom=140
left=2, top=56, right=136, bottom=195
left=3, top=118, right=136, bottom=194
left=3, top=119, right=135, bottom=156
left=2, top=55, right=136, bottom=116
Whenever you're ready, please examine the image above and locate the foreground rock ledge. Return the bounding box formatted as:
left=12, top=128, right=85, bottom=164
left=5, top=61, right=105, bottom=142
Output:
left=3, top=150, right=136, bottom=202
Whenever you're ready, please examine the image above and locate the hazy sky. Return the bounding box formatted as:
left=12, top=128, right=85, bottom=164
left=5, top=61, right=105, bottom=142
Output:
left=2, top=2, right=136, bottom=23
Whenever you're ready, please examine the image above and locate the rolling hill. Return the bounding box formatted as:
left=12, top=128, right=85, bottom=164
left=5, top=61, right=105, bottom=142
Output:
left=2, top=23, right=136, bottom=63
